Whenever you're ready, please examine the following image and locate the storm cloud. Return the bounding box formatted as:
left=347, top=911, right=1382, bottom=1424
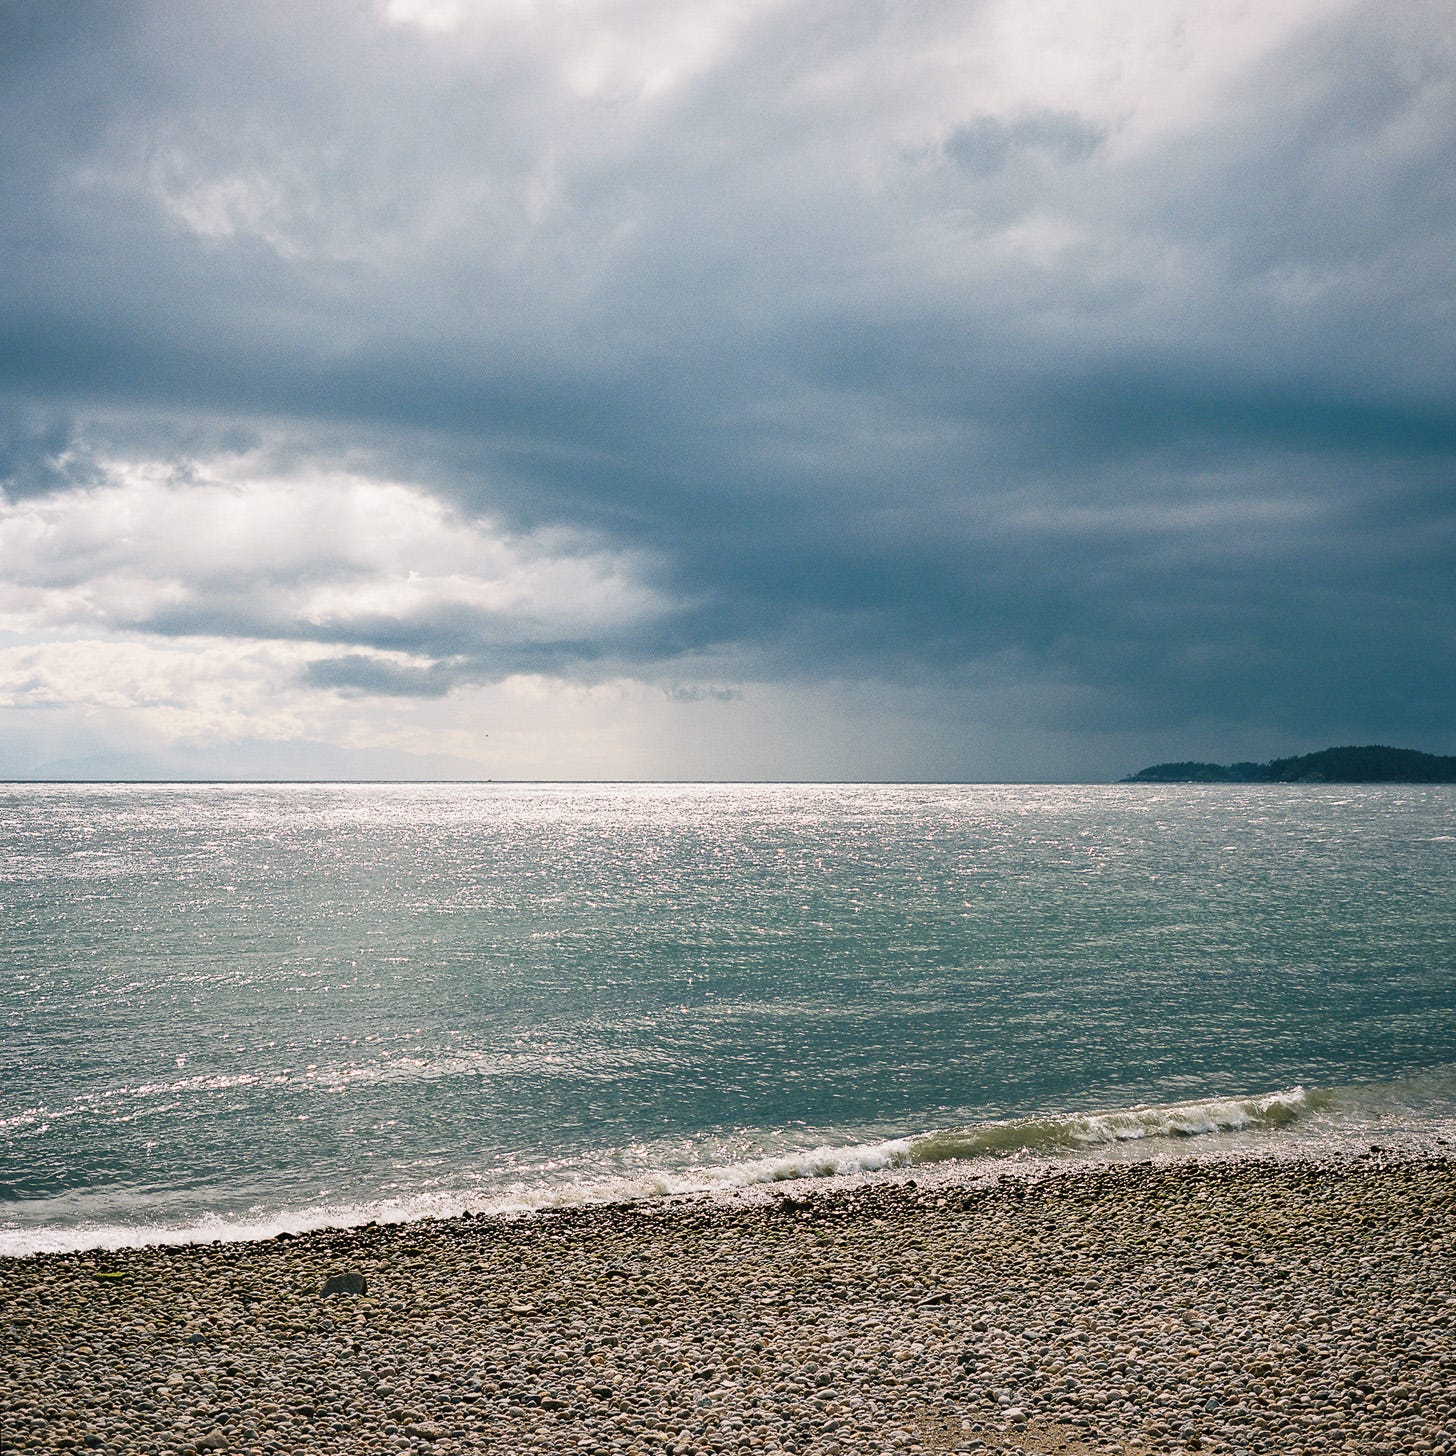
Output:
left=0, top=0, right=1452, bottom=778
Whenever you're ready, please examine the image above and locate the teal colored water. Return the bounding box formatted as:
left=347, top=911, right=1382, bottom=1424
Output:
left=2, top=783, right=1453, bottom=1254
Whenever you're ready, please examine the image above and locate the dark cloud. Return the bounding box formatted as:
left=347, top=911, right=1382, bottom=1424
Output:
left=0, top=406, right=103, bottom=498
left=663, top=683, right=742, bottom=704
left=301, top=655, right=459, bottom=699
left=944, top=111, right=1107, bottom=175
left=1, top=0, right=1454, bottom=771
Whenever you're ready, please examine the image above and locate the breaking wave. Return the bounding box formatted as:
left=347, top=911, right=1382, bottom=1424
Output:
left=906, top=1085, right=1333, bottom=1164
left=1, top=1084, right=1346, bottom=1256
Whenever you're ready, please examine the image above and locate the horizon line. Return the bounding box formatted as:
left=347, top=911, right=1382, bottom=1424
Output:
left=0, top=776, right=1122, bottom=787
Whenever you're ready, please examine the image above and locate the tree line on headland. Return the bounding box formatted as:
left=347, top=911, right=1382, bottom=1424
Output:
left=1122, top=745, right=1456, bottom=783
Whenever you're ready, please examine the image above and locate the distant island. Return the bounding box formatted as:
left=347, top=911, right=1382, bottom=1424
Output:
left=1123, top=745, right=1456, bottom=784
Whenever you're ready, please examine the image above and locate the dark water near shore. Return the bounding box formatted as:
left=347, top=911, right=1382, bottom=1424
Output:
left=2, top=782, right=1454, bottom=1254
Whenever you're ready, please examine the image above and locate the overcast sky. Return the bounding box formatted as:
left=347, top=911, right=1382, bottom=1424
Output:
left=1, top=0, right=1452, bottom=780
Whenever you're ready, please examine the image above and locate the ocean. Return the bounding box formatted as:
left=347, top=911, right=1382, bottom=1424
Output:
left=2, top=781, right=1453, bottom=1256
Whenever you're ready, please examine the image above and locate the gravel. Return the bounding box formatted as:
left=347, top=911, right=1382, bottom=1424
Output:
left=2, top=1151, right=1452, bottom=1455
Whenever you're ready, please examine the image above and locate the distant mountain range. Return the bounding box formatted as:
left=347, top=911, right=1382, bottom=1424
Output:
left=1123, top=745, right=1456, bottom=784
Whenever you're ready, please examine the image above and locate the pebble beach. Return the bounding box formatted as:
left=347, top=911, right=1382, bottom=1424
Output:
left=3, top=1151, right=1452, bottom=1456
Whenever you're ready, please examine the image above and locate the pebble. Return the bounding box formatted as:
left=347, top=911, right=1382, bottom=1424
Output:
left=0, top=1153, right=1452, bottom=1455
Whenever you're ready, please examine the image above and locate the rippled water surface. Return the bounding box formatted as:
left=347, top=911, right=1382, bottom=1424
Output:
left=2, top=783, right=1453, bottom=1252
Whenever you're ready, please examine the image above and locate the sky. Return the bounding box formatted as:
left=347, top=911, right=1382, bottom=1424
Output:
left=0, top=0, right=1453, bottom=781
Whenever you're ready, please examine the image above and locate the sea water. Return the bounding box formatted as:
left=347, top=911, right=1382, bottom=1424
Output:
left=2, top=782, right=1453, bottom=1255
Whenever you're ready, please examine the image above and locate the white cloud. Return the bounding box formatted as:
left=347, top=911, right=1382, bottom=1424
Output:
left=0, top=454, right=668, bottom=643
left=0, top=636, right=860, bottom=778
left=379, top=0, right=786, bottom=99
left=0, top=449, right=688, bottom=769
left=0, top=637, right=316, bottom=743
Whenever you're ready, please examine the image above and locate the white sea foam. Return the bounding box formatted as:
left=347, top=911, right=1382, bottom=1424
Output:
left=906, top=1086, right=1331, bottom=1163
left=4, top=1081, right=1401, bottom=1258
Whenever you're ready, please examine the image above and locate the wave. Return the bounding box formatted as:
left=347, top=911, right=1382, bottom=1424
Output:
left=906, top=1085, right=1333, bottom=1164
left=0, top=1047, right=660, bottom=1135
left=0, top=1083, right=1353, bottom=1257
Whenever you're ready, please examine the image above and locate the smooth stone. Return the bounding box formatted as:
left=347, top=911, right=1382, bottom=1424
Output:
left=320, top=1272, right=368, bottom=1297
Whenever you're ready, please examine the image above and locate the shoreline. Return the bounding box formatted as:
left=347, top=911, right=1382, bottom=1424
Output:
left=10, top=1074, right=1453, bottom=1261
left=3, top=1150, right=1452, bottom=1456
